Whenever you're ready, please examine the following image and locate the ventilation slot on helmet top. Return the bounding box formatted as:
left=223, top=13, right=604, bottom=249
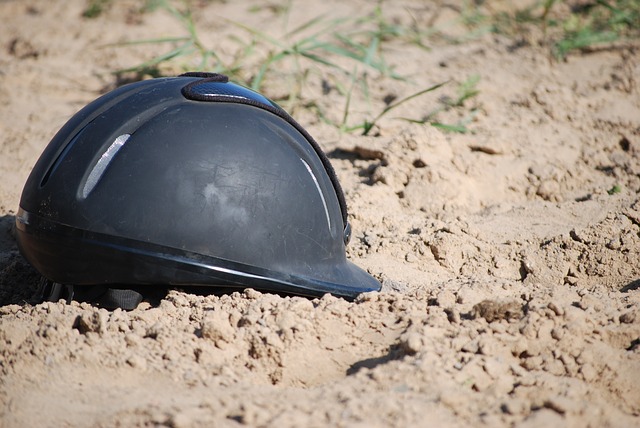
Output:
left=181, top=77, right=276, bottom=108
left=40, top=124, right=89, bottom=188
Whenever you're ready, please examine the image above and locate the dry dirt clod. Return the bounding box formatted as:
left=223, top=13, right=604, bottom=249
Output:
left=73, top=311, right=107, bottom=335
left=471, top=300, right=524, bottom=323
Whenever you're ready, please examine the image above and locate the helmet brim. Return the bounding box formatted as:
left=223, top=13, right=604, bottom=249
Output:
left=16, top=209, right=380, bottom=300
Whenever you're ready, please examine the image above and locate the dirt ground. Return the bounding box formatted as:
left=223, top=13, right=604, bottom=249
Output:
left=1, top=0, right=639, bottom=427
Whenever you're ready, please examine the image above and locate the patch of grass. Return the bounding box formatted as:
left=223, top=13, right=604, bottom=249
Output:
left=430, top=113, right=477, bottom=134
left=448, top=73, right=480, bottom=108
left=114, top=1, right=409, bottom=95
left=551, top=0, right=640, bottom=58
left=108, top=1, right=487, bottom=136
left=408, top=74, right=482, bottom=134
left=330, top=74, right=479, bottom=135
left=228, top=14, right=357, bottom=90
left=111, top=0, right=238, bottom=79
left=83, top=0, right=112, bottom=18
left=111, top=0, right=445, bottom=125
left=227, top=1, right=427, bottom=94
left=359, top=81, right=448, bottom=136
left=608, top=184, right=622, bottom=195
left=464, top=0, right=640, bottom=58
left=341, top=3, right=426, bottom=77
left=221, top=11, right=410, bottom=113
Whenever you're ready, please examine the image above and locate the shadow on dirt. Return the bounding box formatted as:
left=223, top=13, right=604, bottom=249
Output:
left=0, top=214, right=17, bottom=253
left=621, top=279, right=640, bottom=292
left=346, top=345, right=405, bottom=376
left=0, top=255, right=40, bottom=307
left=0, top=214, right=42, bottom=306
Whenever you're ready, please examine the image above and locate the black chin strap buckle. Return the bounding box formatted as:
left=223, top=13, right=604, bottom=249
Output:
left=30, top=277, right=143, bottom=311
left=31, top=277, right=74, bottom=305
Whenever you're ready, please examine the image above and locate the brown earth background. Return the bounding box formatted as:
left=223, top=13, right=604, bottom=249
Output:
left=1, top=0, right=639, bottom=427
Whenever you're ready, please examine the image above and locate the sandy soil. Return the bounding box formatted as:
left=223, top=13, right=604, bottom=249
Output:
left=1, top=0, right=639, bottom=427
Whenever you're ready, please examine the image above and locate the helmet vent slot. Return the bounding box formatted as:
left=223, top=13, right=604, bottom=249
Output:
left=182, top=78, right=275, bottom=108
left=81, top=134, right=130, bottom=199
left=40, top=126, right=88, bottom=188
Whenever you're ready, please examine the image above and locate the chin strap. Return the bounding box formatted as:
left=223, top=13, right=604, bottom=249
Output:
left=32, top=277, right=143, bottom=311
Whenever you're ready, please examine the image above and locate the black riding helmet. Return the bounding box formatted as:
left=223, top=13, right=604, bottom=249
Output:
left=15, top=72, right=380, bottom=307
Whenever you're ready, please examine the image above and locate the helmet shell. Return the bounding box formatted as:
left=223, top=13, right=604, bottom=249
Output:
left=16, top=74, right=380, bottom=298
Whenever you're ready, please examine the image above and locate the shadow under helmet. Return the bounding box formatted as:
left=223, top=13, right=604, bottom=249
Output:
left=15, top=73, right=380, bottom=306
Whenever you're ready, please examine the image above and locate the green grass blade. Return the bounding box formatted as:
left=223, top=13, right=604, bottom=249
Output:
left=454, top=74, right=480, bottom=106
left=116, top=41, right=194, bottom=73
left=250, top=49, right=292, bottom=90
left=105, top=36, right=191, bottom=47
left=362, top=81, right=448, bottom=135
left=299, top=51, right=342, bottom=69
left=555, top=29, right=619, bottom=58
left=363, top=36, right=379, bottom=67
left=224, top=18, right=287, bottom=50
left=284, top=14, right=329, bottom=38
left=285, top=15, right=351, bottom=42
left=340, top=67, right=359, bottom=128
left=430, top=122, right=469, bottom=133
